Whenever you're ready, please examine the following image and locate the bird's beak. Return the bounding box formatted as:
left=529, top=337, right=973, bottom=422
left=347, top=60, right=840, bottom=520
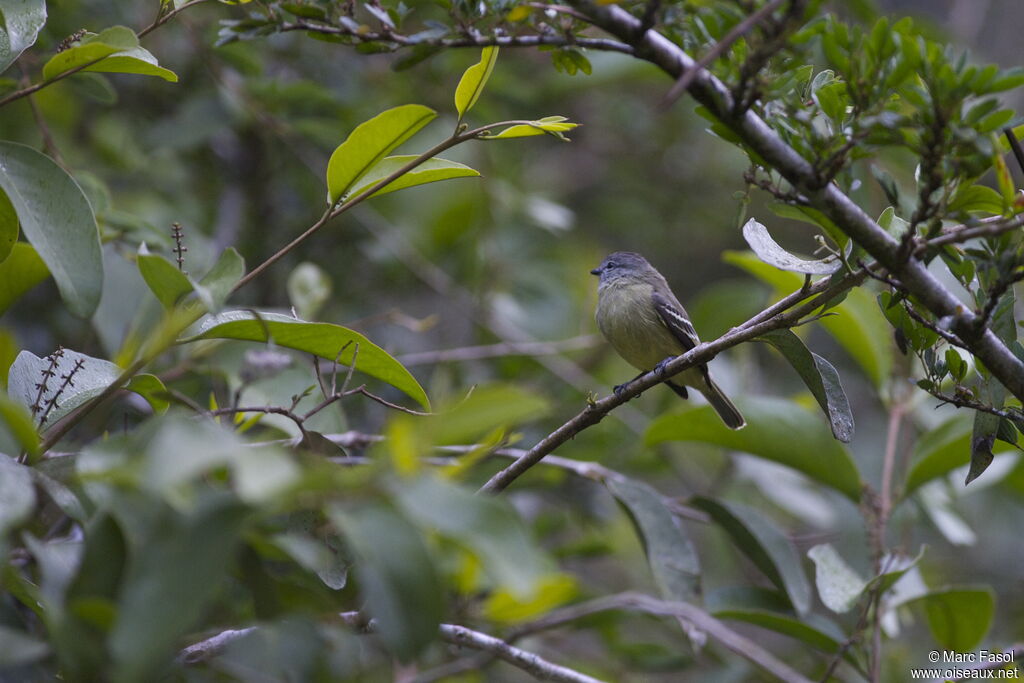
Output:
left=590, top=266, right=601, bottom=276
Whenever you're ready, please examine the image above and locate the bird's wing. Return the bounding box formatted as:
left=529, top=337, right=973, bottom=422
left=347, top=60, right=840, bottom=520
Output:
left=652, top=290, right=700, bottom=353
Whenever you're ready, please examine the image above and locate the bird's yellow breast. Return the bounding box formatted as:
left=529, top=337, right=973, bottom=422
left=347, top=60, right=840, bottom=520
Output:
left=595, top=280, right=685, bottom=371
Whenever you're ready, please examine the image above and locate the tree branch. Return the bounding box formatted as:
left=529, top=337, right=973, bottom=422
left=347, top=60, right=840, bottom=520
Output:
left=565, top=0, right=1024, bottom=402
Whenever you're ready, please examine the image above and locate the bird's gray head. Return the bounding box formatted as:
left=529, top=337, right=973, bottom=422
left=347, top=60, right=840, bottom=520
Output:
left=590, top=251, right=654, bottom=285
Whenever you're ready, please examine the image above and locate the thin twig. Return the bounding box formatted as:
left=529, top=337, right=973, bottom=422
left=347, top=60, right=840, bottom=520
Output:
left=138, top=0, right=213, bottom=38
left=661, top=0, right=786, bottom=107
left=396, top=336, right=600, bottom=365
left=1003, top=127, right=1024, bottom=179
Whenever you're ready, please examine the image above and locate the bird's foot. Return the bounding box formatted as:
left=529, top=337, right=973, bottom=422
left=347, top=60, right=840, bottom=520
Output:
left=654, top=357, right=675, bottom=378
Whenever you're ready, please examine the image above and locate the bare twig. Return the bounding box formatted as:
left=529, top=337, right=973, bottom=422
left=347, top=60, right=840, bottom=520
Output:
left=138, top=0, right=213, bottom=38
left=661, top=0, right=786, bottom=107
left=1004, top=127, right=1024, bottom=179
left=397, top=336, right=600, bottom=366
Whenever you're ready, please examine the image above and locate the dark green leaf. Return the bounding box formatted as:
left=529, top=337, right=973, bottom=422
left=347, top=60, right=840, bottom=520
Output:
left=182, top=311, right=429, bottom=409
left=758, top=329, right=854, bottom=442
left=0, top=142, right=103, bottom=317
left=137, top=244, right=193, bottom=309
left=691, top=496, right=811, bottom=614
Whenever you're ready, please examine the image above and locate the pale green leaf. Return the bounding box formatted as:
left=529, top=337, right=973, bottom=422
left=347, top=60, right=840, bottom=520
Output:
left=0, top=188, right=17, bottom=262
left=742, top=218, right=844, bottom=274
left=137, top=244, right=193, bottom=309
left=807, top=544, right=867, bottom=613
left=42, top=26, right=178, bottom=82
left=0, top=0, right=47, bottom=73
left=0, top=453, right=35, bottom=534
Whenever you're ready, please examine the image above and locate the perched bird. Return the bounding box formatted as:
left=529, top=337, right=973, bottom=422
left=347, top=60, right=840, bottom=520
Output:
left=591, top=251, right=745, bottom=429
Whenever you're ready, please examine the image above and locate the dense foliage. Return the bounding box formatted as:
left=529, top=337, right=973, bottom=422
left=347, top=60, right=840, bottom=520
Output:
left=0, top=0, right=1022, bottom=681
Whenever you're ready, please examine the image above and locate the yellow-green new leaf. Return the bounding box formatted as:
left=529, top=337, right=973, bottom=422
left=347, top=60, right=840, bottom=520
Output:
left=454, top=46, right=498, bottom=120
left=326, top=104, right=437, bottom=204
left=484, top=116, right=578, bottom=140
left=0, top=243, right=49, bottom=316
left=347, top=156, right=480, bottom=198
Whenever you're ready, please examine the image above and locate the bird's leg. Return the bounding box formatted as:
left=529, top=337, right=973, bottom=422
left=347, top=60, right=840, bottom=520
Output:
left=613, top=370, right=646, bottom=399
left=654, top=355, right=677, bottom=378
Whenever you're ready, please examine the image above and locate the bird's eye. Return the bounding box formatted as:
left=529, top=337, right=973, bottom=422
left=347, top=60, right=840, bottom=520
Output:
left=606, top=261, right=617, bottom=268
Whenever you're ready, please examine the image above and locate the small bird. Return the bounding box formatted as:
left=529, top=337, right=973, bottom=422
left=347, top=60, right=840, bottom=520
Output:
left=591, top=251, right=745, bottom=429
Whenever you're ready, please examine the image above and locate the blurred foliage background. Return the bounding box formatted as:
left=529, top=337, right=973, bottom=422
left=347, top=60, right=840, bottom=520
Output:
left=1, top=0, right=1023, bottom=680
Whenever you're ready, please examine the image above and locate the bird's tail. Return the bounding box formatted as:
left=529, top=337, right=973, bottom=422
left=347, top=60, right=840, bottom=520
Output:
left=699, top=375, right=745, bottom=430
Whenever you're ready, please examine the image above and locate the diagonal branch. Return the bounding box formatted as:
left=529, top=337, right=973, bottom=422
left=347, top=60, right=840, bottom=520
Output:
left=565, top=0, right=1024, bottom=403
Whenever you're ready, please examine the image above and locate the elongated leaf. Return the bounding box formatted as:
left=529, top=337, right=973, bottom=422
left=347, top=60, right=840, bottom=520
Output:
left=742, top=218, right=843, bottom=274
left=0, top=454, right=34, bottom=534
left=137, top=244, right=193, bottom=309
left=948, top=184, right=1004, bottom=215
left=347, top=155, right=480, bottom=199
left=707, top=588, right=845, bottom=653
left=7, top=349, right=165, bottom=426
left=606, top=477, right=701, bottom=604
left=182, top=310, right=429, bottom=409
left=0, top=142, right=103, bottom=317
left=807, top=544, right=866, bottom=613
left=758, top=329, right=854, bottom=442
left=692, top=496, right=811, bottom=614
left=194, top=247, right=244, bottom=313
left=725, top=251, right=891, bottom=386
left=330, top=504, right=443, bottom=661
left=0, top=242, right=48, bottom=315
left=0, top=0, right=47, bottom=73
left=648, top=396, right=861, bottom=500
left=42, top=26, right=177, bottom=82
left=454, top=46, right=498, bottom=120
left=326, top=104, right=437, bottom=203
left=909, top=587, right=995, bottom=652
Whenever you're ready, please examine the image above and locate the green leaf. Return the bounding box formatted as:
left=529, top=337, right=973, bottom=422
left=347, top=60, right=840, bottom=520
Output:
left=194, top=247, right=244, bottom=313
left=0, top=242, right=48, bottom=315
left=0, top=187, right=17, bottom=262
left=42, top=26, right=178, bottom=82
left=330, top=504, right=443, bottom=661
left=709, top=587, right=845, bottom=653
left=7, top=349, right=163, bottom=427
left=691, top=496, right=811, bottom=614
left=125, top=374, right=170, bottom=414
left=902, top=416, right=1000, bottom=497
left=0, top=142, right=103, bottom=317
left=606, top=477, right=701, bottom=605
left=182, top=310, right=429, bottom=409
left=909, top=587, right=995, bottom=652
left=0, top=395, right=39, bottom=460
left=948, top=184, right=1004, bottom=215
left=647, top=396, right=861, bottom=500
left=137, top=244, right=193, bottom=309
left=0, top=454, right=35, bottom=534
left=427, top=383, right=549, bottom=445
left=757, top=329, right=854, bottom=443
left=326, top=104, right=437, bottom=203
left=807, top=544, right=867, bottom=613
left=454, top=46, right=498, bottom=120
left=394, top=475, right=554, bottom=599
left=992, top=146, right=1015, bottom=210
left=346, top=155, right=480, bottom=199
left=0, top=0, right=47, bottom=73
